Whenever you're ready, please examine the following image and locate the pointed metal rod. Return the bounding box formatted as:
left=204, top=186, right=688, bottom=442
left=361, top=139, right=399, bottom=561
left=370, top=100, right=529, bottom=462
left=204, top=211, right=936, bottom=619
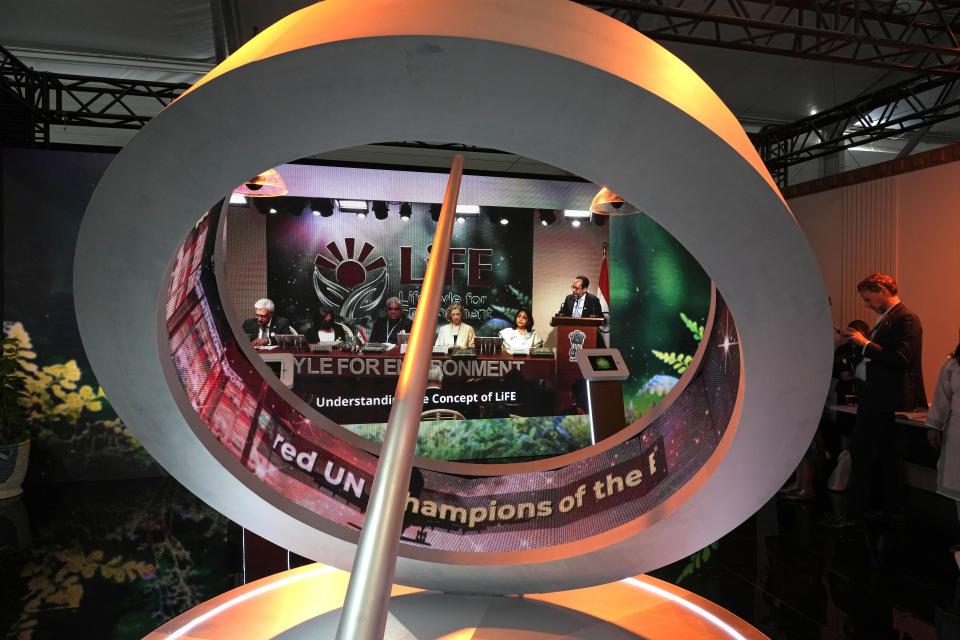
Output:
left=335, top=154, right=464, bottom=640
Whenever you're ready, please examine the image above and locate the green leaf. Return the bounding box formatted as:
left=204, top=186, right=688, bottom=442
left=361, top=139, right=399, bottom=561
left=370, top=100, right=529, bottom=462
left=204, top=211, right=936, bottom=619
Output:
left=680, top=312, right=703, bottom=341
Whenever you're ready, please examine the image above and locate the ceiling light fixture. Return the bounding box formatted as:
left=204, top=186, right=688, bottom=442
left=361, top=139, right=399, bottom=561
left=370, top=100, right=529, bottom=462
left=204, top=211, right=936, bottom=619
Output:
left=310, top=198, right=334, bottom=217
left=372, top=201, right=389, bottom=220
left=233, top=169, right=287, bottom=197
left=252, top=197, right=278, bottom=215
left=589, top=186, right=641, bottom=216
left=337, top=199, right=368, bottom=213
left=275, top=196, right=306, bottom=217
left=399, top=202, right=412, bottom=221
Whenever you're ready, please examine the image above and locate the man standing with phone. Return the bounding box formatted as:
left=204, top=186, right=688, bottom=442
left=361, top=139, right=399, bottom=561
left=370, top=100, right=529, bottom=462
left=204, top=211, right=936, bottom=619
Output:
left=824, top=273, right=925, bottom=528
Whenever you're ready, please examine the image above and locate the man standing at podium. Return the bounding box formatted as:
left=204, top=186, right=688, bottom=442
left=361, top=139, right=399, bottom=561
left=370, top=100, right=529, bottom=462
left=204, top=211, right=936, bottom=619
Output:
left=551, top=275, right=603, bottom=414
left=555, top=275, right=603, bottom=321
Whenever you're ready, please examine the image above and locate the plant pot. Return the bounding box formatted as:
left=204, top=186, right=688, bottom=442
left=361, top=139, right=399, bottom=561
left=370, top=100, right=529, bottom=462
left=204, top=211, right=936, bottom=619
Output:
left=0, top=439, right=30, bottom=499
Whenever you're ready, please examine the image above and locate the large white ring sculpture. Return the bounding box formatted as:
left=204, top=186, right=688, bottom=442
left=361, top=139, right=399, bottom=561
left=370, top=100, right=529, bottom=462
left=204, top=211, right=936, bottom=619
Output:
left=75, top=0, right=831, bottom=593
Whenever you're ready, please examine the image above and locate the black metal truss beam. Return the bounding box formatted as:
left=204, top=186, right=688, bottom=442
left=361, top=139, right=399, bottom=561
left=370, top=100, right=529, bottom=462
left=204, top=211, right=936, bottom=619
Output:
left=0, top=45, right=189, bottom=144
left=752, top=72, right=960, bottom=183
left=579, top=0, right=960, bottom=76
left=3, top=38, right=960, bottom=187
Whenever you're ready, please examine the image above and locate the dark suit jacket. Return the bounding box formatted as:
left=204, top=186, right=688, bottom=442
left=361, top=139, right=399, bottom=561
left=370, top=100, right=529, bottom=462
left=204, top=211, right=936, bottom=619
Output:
left=369, top=316, right=413, bottom=343
left=241, top=316, right=292, bottom=345
left=558, top=292, right=603, bottom=319
left=862, top=302, right=926, bottom=412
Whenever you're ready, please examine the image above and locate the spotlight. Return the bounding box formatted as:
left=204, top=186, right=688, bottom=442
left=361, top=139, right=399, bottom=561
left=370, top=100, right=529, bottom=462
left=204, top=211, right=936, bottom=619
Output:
left=399, top=202, right=412, bottom=221
left=357, top=211, right=367, bottom=219
left=486, top=206, right=518, bottom=226
left=455, top=204, right=481, bottom=224
left=274, top=196, right=306, bottom=216
left=310, top=198, right=334, bottom=217
left=572, top=219, right=581, bottom=227
left=538, top=209, right=556, bottom=226
left=372, top=201, right=389, bottom=220
left=429, top=203, right=441, bottom=222
left=252, top=197, right=279, bottom=215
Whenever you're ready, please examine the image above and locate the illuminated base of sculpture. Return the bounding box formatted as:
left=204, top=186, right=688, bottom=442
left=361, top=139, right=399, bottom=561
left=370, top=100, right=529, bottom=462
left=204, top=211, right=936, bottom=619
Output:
left=145, top=563, right=765, bottom=639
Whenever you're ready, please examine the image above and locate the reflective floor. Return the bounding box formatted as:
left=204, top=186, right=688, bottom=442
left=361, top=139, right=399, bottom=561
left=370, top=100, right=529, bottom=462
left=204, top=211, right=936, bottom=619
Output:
left=2, top=477, right=959, bottom=639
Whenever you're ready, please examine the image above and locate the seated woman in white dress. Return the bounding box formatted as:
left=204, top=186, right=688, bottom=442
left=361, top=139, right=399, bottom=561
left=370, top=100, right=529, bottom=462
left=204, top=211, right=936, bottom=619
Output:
left=435, top=302, right=475, bottom=348
left=499, top=308, right=543, bottom=351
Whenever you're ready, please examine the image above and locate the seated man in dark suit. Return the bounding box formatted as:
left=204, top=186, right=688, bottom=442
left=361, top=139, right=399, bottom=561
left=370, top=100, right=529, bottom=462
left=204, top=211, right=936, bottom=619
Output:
left=550, top=275, right=603, bottom=326
left=369, top=296, right=412, bottom=343
left=241, top=298, right=293, bottom=346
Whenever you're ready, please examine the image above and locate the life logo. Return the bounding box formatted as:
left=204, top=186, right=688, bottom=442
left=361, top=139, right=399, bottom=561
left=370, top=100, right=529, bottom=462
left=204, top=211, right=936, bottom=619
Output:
left=313, top=239, right=388, bottom=321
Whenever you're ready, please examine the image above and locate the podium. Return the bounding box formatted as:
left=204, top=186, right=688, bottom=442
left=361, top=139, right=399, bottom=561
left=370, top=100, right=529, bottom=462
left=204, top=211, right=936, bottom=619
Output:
left=550, top=316, right=604, bottom=412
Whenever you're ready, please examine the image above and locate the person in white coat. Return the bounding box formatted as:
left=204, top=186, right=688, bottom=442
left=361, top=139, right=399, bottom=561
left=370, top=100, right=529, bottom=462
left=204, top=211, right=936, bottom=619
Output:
left=926, top=326, right=960, bottom=565
left=435, top=302, right=475, bottom=349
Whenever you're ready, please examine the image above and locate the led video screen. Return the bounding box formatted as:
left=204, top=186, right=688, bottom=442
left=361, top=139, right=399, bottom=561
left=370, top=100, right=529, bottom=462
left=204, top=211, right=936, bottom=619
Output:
left=164, top=203, right=741, bottom=553
left=222, top=163, right=711, bottom=460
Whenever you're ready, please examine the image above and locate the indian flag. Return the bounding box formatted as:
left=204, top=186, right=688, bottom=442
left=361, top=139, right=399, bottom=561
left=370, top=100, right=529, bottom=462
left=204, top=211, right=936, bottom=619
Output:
left=598, top=253, right=610, bottom=346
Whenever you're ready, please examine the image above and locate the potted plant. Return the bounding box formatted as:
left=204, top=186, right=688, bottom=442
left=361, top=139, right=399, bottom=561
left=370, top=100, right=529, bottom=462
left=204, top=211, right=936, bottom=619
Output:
left=0, top=336, right=31, bottom=499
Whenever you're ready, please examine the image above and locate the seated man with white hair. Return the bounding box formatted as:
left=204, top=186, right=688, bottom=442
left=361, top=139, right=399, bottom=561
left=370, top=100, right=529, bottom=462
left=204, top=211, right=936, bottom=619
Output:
left=241, top=298, right=293, bottom=347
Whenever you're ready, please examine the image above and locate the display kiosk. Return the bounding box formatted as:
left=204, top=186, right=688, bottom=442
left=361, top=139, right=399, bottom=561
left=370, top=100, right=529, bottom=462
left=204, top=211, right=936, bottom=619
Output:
left=575, top=348, right=630, bottom=443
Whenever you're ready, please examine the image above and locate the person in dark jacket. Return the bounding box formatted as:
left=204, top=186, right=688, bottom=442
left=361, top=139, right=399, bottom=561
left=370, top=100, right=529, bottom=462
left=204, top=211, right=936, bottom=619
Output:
left=554, top=275, right=603, bottom=319
left=823, top=273, right=925, bottom=528
left=242, top=298, right=292, bottom=346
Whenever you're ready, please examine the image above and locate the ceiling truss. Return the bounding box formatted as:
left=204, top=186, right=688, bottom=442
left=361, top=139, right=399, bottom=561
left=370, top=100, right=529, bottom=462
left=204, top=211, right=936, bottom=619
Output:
left=753, top=72, right=960, bottom=184
left=5, top=3, right=960, bottom=184
left=578, top=0, right=960, bottom=76
left=0, top=45, right=188, bottom=144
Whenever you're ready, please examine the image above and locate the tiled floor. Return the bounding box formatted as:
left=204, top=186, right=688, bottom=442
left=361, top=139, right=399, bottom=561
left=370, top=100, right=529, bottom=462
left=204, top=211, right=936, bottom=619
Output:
left=1, top=478, right=958, bottom=639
